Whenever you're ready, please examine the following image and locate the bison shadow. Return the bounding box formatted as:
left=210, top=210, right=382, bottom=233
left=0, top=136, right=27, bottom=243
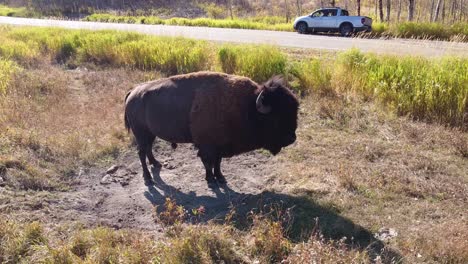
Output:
left=144, top=166, right=402, bottom=263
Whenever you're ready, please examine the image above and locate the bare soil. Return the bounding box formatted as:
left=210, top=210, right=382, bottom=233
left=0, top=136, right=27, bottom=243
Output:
left=1, top=139, right=276, bottom=231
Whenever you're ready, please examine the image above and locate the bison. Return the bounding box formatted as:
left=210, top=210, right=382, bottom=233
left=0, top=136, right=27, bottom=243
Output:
left=124, top=71, right=299, bottom=186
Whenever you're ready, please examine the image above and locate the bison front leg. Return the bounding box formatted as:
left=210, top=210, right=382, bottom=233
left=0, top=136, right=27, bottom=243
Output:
left=214, top=156, right=226, bottom=184
left=197, top=146, right=217, bottom=185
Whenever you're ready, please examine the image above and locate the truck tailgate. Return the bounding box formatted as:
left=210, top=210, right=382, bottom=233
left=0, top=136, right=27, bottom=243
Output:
left=363, top=17, right=372, bottom=26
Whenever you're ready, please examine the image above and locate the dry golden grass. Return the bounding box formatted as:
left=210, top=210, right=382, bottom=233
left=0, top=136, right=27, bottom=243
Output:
left=273, top=94, right=468, bottom=263
left=0, top=65, right=157, bottom=190
left=0, top=34, right=466, bottom=262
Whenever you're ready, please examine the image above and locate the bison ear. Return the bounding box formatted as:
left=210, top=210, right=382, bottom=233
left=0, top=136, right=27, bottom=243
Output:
left=263, top=75, right=285, bottom=91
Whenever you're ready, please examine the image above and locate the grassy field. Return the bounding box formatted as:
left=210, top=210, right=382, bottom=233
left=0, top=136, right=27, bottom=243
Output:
left=1, top=26, right=467, bottom=263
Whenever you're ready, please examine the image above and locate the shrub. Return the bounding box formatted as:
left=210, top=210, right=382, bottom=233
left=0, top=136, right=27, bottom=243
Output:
left=199, top=3, right=226, bottom=19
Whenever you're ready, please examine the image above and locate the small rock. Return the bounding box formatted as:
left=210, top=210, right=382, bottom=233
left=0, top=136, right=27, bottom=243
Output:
left=120, top=181, right=129, bottom=187
left=106, top=165, right=121, bottom=174
left=374, top=228, right=398, bottom=241
left=100, top=174, right=112, bottom=185
left=0, top=176, right=5, bottom=187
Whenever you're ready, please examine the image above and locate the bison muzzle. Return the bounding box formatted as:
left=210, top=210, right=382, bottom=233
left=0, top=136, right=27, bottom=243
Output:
left=124, top=71, right=299, bottom=186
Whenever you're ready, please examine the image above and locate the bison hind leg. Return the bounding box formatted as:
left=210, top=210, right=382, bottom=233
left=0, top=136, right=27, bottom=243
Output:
left=133, top=128, right=158, bottom=186
left=214, top=156, right=226, bottom=184
left=138, top=146, right=153, bottom=186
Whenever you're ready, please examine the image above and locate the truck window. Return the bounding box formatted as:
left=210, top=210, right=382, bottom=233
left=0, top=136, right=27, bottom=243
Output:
left=328, top=9, right=338, bottom=16
left=311, top=11, right=324, bottom=17
left=341, top=10, right=349, bottom=16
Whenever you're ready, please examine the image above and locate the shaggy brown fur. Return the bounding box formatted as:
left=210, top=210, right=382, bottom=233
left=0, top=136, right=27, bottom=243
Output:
left=125, top=71, right=298, bottom=186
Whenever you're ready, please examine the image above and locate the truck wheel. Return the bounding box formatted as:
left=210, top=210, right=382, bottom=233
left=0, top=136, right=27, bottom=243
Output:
left=297, top=22, right=308, bottom=34
left=340, top=23, right=353, bottom=37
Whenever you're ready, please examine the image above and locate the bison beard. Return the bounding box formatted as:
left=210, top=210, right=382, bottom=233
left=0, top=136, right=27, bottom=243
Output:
left=124, top=72, right=299, bottom=186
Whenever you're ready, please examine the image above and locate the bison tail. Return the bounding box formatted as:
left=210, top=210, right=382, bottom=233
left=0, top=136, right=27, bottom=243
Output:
left=124, top=91, right=131, bottom=132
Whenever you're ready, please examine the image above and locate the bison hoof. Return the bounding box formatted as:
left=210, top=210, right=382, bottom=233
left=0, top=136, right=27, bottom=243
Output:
left=206, top=174, right=217, bottom=186
left=215, top=175, right=227, bottom=184
left=144, top=179, right=154, bottom=186
left=149, top=160, right=162, bottom=168
left=143, top=176, right=154, bottom=186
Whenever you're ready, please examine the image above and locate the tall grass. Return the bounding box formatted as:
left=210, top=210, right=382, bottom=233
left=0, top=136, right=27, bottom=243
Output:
left=294, top=49, right=468, bottom=126
left=372, top=21, right=468, bottom=41
left=0, top=27, right=211, bottom=75
left=84, top=13, right=294, bottom=32
left=84, top=13, right=468, bottom=41
left=0, top=58, right=19, bottom=94
left=218, top=45, right=287, bottom=82
left=0, top=27, right=466, bottom=127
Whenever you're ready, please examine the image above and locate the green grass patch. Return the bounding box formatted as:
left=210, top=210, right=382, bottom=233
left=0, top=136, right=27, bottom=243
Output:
left=218, top=45, right=287, bottom=82
left=0, top=58, right=19, bottom=94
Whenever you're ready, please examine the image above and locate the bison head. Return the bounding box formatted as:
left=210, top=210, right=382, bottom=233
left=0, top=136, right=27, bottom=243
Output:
left=255, top=76, right=299, bottom=155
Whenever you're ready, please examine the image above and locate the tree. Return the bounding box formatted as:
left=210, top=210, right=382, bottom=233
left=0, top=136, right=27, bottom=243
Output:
left=296, top=0, right=302, bottom=16
left=357, top=0, right=361, bottom=16
left=397, top=0, right=402, bottom=21
left=430, top=0, right=435, bottom=21
left=386, top=0, right=391, bottom=21
left=378, top=0, right=384, bottom=21
left=227, top=0, right=233, bottom=20
left=284, top=0, right=291, bottom=22
left=433, top=0, right=442, bottom=21
left=408, top=0, right=415, bottom=21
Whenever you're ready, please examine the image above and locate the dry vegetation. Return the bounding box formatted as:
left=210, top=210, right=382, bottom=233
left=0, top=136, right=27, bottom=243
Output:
left=0, top=26, right=467, bottom=263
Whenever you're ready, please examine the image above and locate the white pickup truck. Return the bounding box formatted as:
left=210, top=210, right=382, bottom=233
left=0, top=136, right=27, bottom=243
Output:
left=293, top=7, right=372, bottom=36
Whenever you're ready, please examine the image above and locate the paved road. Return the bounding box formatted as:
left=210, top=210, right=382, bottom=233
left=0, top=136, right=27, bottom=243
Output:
left=1, top=16, right=467, bottom=57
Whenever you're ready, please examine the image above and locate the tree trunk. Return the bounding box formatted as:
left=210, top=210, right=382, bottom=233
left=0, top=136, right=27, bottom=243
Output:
left=331, top=0, right=336, bottom=7
left=450, top=0, right=455, bottom=22
left=430, top=0, right=435, bottom=22
left=434, top=0, right=442, bottom=21
left=227, top=0, right=233, bottom=19
left=378, top=0, right=384, bottom=21
left=458, top=0, right=463, bottom=21
left=408, top=0, right=415, bottom=21
left=375, top=0, right=378, bottom=19
left=386, top=0, right=391, bottom=22
left=284, top=0, right=290, bottom=23
left=397, top=0, right=402, bottom=21
left=296, top=0, right=302, bottom=16
left=442, top=0, right=446, bottom=22
left=357, top=0, right=361, bottom=16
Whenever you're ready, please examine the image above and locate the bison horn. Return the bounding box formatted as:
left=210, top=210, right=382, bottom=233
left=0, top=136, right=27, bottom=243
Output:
left=256, top=90, right=271, bottom=114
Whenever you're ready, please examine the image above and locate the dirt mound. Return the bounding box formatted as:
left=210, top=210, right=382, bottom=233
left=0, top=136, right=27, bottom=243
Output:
left=55, top=139, right=276, bottom=230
